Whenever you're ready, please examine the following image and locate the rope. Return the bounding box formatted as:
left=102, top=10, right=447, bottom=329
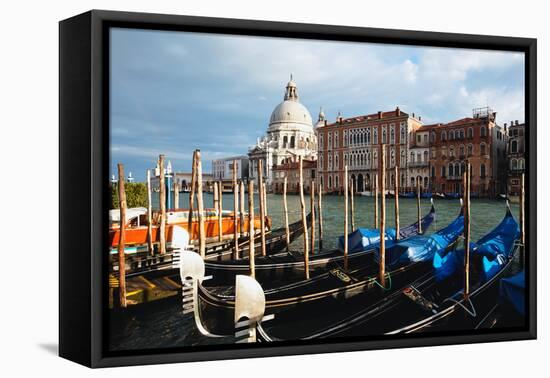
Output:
left=443, top=295, right=477, bottom=317
left=371, top=271, right=393, bottom=291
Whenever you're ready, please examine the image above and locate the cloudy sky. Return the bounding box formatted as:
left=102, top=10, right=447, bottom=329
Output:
left=110, top=27, right=525, bottom=181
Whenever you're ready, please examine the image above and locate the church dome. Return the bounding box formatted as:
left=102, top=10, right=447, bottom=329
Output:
left=269, top=100, right=313, bottom=126
left=268, top=76, right=313, bottom=132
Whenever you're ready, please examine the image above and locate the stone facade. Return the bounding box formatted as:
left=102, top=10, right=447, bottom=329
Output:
left=506, top=120, right=526, bottom=195
left=316, top=107, right=423, bottom=194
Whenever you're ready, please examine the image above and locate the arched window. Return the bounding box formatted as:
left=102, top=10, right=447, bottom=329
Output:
left=373, top=128, right=379, bottom=144
left=511, top=158, right=518, bottom=171
left=511, top=140, right=518, bottom=153
left=431, top=166, right=435, bottom=177
left=319, top=154, right=323, bottom=170
left=430, top=131, right=436, bottom=143
left=400, top=125, right=406, bottom=144
left=441, top=166, right=446, bottom=177
left=334, top=133, right=339, bottom=148
left=519, top=158, right=525, bottom=170
left=343, top=131, right=347, bottom=147
left=400, top=150, right=406, bottom=166
left=335, top=175, right=339, bottom=189
left=390, top=126, right=395, bottom=144
left=449, top=130, right=455, bottom=140
left=410, top=152, right=415, bottom=162
left=480, top=164, right=486, bottom=178
left=480, top=126, right=487, bottom=137
left=441, top=131, right=447, bottom=141
left=480, top=143, right=486, bottom=155
left=328, top=154, right=332, bottom=170
left=283, top=136, right=288, bottom=148
left=334, top=153, right=339, bottom=170
left=467, top=127, right=473, bottom=138
left=366, top=128, right=371, bottom=144
left=328, top=175, right=332, bottom=189
left=460, top=162, right=465, bottom=175
left=290, top=135, right=296, bottom=148
left=467, top=144, right=473, bottom=156
left=320, top=176, right=324, bottom=190
left=449, top=163, right=454, bottom=176
left=424, top=150, right=428, bottom=162
left=459, top=145, right=465, bottom=157
left=449, top=146, right=455, bottom=157
left=382, top=127, right=387, bottom=144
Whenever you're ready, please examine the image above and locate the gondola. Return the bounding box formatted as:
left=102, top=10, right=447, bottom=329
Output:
left=110, top=213, right=311, bottom=279
left=255, top=205, right=518, bottom=340
left=203, top=204, right=435, bottom=285
left=399, top=192, right=416, bottom=199
left=191, top=205, right=463, bottom=336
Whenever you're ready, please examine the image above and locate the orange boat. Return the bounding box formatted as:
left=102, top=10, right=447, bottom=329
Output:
left=109, top=208, right=269, bottom=248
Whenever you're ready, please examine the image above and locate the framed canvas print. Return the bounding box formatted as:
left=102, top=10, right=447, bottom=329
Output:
left=59, top=10, right=537, bottom=368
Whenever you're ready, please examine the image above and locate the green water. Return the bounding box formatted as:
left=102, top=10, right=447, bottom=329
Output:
left=154, top=192, right=520, bottom=250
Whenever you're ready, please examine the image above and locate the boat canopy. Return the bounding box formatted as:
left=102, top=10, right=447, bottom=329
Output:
left=109, top=207, right=147, bottom=224
left=433, top=208, right=519, bottom=283
left=337, top=204, right=435, bottom=253
left=499, top=270, right=525, bottom=316
left=376, top=211, right=463, bottom=268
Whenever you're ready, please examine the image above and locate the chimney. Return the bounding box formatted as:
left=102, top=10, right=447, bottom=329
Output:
left=412, top=112, right=415, bottom=118
left=378, top=111, right=383, bottom=119
left=396, top=106, right=401, bottom=116
left=324, top=119, right=328, bottom=126
left=419, top=116, right=422, bottom=121
left=515, top=120, right=519, bottom=126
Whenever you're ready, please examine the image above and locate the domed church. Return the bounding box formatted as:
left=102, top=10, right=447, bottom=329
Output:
left=248, top=76, right=318, bottom=188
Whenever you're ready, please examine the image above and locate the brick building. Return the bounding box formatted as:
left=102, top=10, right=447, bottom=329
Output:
left=271, top=157, right=316, bottom=194
left=316, top=107, right=423, bottom=194
left=506, top=120, right=526, bottom=195
left=424, top=107, right=507, bottom=197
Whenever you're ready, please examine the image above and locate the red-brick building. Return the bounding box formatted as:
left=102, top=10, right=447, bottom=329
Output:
left=271, top=157, right=316, bottom=194
left=424, top=107, right=507, bottom=197
left=506, top=120, right=526, bottom=195
left=315, top=107, right=423, bottom=194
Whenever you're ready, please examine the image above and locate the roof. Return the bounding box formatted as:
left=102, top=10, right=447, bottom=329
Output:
left=321, top=108, right=410, bottom=128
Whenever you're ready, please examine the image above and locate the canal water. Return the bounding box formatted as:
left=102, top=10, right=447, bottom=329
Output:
left=109, top=194, right=523, bottom=351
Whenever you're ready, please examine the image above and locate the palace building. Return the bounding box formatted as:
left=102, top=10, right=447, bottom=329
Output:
left=424, top=107, right=507, bottom=197
left=315, top=107, right=423, bottom=194
left=506, top=120, right=526, bottom=195
left=248, top=76, right=317, bottom=190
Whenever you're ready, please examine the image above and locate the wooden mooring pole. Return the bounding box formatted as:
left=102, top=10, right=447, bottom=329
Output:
left=310, top=181, right=316, bottom=255
left=463, top=163, right=471, bottom=300
left=258, top=160, right=266, bottom=256
left=239, top=180, right=245, bottom=237
left=188, top=151, right=197, bottom=232
left=218, top=180, right=223, bottom=242
left=196, top=150, right=206, bottom=258
left=394, top=165, right=400, bottom=240
left=374, top=174, right=379, bottom=228
left=416, top=177, right=422, bottom=234
left=299, top=156, right=310, bottom=279
left=350, top=177, right=355, bottom=232
left=344, top=165, right=349, bottom=271
left=248, top=180, right=255, bottom=278
left=173, top=181, right=179, bottom=210
left=233, top=160, right=239, bottom=259
left=318, top=181, right=324, bottom=251
left=283, top=176, right=290, bottom=251
left=379, top=146, right=386, bottom=288
left=158, top=155, right=167, bottom=254
left=146, top=169, right=154, bottom=254
left=117, top=163, right=127, bottom=308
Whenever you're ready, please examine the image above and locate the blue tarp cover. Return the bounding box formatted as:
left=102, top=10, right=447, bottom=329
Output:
left=433, top=209, right=519, bottom=283
left=373, top=211, right=463, bottom=268
left=337, top=206, right=436, bottom=253
left=499, top=270, right=525, bottom=316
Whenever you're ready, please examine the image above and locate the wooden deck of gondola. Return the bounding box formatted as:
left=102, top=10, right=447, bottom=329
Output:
left=109, top=272, right=182, bottom=308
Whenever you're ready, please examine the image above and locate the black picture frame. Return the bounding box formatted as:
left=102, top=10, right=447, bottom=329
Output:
left=59, top=9, right=537, bottom=368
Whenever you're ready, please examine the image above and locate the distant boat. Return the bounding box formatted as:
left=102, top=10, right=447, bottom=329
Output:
left=399, top=192, right=415, bottom=199
left=420, top=192, right=432, bottom=199
left=435, top=193, right=446, bottom=199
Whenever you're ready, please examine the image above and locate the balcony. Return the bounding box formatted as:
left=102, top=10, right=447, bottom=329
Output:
left=447, top=175, right=462, bottom=181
